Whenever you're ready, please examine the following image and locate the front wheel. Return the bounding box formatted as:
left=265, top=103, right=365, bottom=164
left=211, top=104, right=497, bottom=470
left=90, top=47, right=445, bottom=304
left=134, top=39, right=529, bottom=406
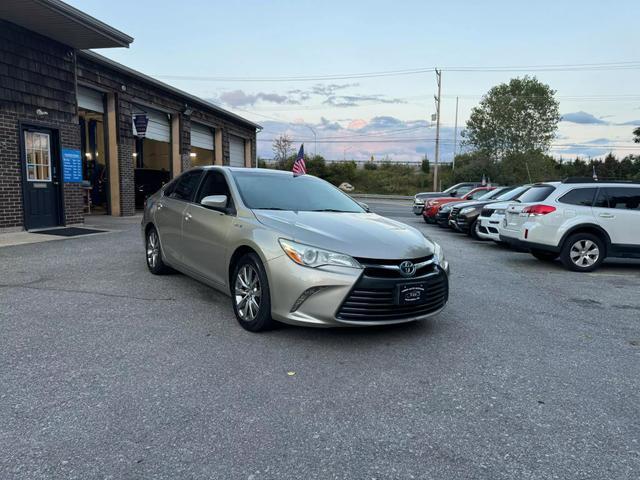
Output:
left=468, top=219, right=482, bottom=240
left=560, top=233, right=605, bottom=272
left=231, top=253, right=275, bottom=332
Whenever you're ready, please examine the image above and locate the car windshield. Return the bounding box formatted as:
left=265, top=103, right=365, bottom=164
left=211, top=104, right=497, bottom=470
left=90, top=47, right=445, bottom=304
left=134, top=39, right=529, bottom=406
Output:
left=231, top=171, right=365, bottom=212
left=517, top=185, right=556, bottom=203
left=495, top=186, right=529, bottom=201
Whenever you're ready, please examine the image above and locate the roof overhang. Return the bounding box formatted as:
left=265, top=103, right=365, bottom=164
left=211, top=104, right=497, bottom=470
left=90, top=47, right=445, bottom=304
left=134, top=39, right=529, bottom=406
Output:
left=0, top=0, right=133, bottom=49
left=78, top=50, right=262, bottom=131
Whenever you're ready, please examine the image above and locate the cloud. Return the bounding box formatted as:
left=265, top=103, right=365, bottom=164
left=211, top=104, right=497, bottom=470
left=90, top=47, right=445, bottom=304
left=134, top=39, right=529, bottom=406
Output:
left=323, top=94, right=406, bottom=108
left=311, top=83, right=359, bottom=96
left=561, top=111, right=607, bottom=125
left=618, top=119, right=640, bottom=126
left=218, top=89, right=300, bottom=107
left=319, top=117, right=342, bottom=131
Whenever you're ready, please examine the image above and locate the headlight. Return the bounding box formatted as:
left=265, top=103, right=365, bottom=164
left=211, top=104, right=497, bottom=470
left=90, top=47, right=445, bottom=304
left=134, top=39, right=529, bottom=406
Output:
left=432, top=241, right=447, bottom=267
left=494, top=208, right=505, bottom=215
left=279, top=239, right=361, bottom=269
left=460, top=206, right=479, bottom=215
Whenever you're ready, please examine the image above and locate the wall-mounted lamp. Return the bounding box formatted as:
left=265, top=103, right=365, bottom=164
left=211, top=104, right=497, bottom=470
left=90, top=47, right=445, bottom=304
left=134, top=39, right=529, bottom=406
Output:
left=183, top=104, right=193, bottom=116
left=36, top=109, right=48, bottom=117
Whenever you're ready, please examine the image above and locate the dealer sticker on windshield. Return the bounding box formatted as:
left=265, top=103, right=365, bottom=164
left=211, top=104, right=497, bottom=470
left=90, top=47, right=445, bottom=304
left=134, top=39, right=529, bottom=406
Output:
left=397, top=283, right=427, bottom=305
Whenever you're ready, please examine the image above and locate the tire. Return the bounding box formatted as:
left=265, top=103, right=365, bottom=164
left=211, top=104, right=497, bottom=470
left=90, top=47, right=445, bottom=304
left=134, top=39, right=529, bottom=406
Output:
left=531, top=249, right=558, bottom=262
left=231, top=253, right=275, bottom=332
left=468, top=219, right=481, bottom=240
left=559, top=233, right=605, bottom=272
left=423, top=215, right=430, bottom=223
left=145, top=226, right=171, bottom=275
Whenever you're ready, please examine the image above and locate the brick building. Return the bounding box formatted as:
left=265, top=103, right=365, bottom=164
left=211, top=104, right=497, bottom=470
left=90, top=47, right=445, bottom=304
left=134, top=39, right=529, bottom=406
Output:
left=0, top=0, right=259, bottom=232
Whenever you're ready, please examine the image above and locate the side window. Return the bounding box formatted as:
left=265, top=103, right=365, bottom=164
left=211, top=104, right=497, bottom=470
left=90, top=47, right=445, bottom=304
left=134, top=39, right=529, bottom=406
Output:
left=162, top=178, right=178, bottom=197
left=170, top=170, right=203, bottom=202
left=602, top=187, right=640, bottom=211
left=558, top=188, right=597, bottom=207
left=195, top=171, right=231, bottom=206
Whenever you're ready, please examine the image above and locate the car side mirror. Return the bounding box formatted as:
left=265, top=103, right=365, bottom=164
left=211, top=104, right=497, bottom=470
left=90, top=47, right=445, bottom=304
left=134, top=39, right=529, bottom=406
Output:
left=358, top=201, right=370, bottom=212
left=201, top=195, right=228, bottom=212
left=450, top=191, right=457, bottom=197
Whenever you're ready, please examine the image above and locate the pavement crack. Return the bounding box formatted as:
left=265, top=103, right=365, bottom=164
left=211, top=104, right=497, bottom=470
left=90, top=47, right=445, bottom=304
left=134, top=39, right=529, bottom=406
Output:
left=0, top=283, right=175, bottom=302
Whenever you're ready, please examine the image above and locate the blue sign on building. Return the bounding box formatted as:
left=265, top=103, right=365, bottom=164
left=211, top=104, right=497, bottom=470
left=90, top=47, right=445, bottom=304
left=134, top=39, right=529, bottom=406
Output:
left=62, top=148, right=83, bottom=183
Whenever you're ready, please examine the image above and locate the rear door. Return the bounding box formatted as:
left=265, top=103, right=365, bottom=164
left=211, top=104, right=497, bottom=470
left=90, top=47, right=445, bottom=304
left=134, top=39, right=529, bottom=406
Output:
left=154, top=169, right=203, bottom=264
left=181, top=170, right=235, bottom=286
left=593, top=187, right=640, bottom=247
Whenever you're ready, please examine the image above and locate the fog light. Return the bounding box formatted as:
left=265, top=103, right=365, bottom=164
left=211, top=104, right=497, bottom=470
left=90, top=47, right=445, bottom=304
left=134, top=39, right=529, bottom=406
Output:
left=290, top=287, right=325, bottom=312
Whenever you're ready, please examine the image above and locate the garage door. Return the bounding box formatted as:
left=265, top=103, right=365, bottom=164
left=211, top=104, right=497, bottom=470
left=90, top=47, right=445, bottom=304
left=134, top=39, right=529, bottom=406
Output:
left=77, top=86, right=104, bottom=113
left=191, top=123, right=214, bottom=150
left=229, top=134, right=245, bottom=167
left=133, top=108, right=170, bottom=142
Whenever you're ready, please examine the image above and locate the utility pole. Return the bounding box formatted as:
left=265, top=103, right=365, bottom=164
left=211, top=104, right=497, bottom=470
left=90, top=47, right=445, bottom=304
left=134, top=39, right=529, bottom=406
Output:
left=433, top=68, right=442, bottom=191
left=452, top=96, right=459, bottom=170
left=305, top=125, right=317, bottom=157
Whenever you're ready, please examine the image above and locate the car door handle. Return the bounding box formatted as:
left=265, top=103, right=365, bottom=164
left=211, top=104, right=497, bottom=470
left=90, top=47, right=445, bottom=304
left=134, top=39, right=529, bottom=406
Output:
left=599, top=213, right=615, bottom=218
left=184, top=212, right=192, bottom=221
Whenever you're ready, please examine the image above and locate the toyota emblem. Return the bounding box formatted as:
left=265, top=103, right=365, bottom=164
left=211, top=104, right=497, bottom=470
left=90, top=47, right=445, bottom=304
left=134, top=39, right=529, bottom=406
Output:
left=399, top=260, right=416, bottom=277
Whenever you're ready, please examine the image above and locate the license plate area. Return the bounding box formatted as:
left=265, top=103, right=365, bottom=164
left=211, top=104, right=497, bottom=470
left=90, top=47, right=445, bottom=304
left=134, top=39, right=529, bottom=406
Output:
left=396, top=282, right=427, bottom=305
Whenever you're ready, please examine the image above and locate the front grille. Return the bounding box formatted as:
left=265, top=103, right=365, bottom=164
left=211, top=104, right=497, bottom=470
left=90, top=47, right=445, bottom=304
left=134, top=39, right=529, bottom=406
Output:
left=450, top=206, right=461, bottom=221
left=356, top=255, right=435, bottom=278
left=480, top=208, right=495, bottom=218
left=336, top=268, right=448, bottom=322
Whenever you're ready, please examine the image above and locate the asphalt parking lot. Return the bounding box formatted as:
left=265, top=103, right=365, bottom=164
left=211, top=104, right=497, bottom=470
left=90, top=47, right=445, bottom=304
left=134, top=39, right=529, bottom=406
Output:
left=1, top=201, right=639, bottom=480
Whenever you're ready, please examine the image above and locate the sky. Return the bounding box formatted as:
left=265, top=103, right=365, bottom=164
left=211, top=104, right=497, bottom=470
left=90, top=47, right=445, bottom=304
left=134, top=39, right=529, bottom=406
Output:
left=67, top=0, right=640, bottom=162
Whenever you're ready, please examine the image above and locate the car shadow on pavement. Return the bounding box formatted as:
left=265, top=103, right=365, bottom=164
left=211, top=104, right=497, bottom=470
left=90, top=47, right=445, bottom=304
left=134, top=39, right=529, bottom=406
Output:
left=270, top=315, right=444, bottom=344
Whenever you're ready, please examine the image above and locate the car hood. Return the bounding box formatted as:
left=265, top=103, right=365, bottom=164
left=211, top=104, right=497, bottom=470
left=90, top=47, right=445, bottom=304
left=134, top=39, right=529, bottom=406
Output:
left=253, top=210, right=434, bottom=260
left=416, top=192, right=449, bottom=200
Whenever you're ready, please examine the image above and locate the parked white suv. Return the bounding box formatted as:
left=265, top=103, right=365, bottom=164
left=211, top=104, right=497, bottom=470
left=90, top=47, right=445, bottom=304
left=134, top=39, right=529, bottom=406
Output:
left=499, top=180, right=640, bottom=271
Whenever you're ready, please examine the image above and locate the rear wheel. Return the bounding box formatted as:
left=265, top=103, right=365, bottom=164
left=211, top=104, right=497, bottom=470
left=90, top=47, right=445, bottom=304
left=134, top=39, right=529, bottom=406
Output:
left=146, top=227, right=170, bottom=274
left=560, top=233, right=605, bottom=272
left=231, top=253, right=274, bottom=332
left=531, top=249, right=558, bottom=262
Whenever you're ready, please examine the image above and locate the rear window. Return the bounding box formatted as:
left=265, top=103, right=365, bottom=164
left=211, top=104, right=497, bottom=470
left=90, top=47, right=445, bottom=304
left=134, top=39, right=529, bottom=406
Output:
left=497, top=186, right=529, bottom=201
left=595, top=187, right=640, bottom=210
left=558, top=188, right=597, bottom=207
left=517, top=185, right=555, bottom=203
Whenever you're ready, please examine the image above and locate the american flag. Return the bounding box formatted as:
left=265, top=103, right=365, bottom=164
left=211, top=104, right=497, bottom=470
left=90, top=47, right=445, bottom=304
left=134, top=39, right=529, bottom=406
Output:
left=292, top=144, right=306, bottom=176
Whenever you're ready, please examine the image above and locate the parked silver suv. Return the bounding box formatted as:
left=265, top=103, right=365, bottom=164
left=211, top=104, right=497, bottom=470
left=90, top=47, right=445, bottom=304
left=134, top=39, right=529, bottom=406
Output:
left=142, top=167, right=449, bottom=331
left=499, top=179, right=640, bottom=271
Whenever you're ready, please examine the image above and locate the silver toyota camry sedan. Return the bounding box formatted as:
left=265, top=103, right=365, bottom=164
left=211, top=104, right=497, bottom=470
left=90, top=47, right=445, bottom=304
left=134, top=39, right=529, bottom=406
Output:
left=142, top=167, right=449, bottom=332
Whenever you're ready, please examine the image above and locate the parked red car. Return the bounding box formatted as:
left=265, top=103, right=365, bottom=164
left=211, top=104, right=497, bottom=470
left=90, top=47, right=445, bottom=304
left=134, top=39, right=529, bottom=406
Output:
left=422, top=186, right=495, bottom=223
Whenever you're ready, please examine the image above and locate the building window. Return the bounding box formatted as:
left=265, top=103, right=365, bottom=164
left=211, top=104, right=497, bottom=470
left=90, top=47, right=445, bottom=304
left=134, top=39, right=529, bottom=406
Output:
left=25, top=132, right=52, bottom=182
left=190, top=146, right=214, bottom=166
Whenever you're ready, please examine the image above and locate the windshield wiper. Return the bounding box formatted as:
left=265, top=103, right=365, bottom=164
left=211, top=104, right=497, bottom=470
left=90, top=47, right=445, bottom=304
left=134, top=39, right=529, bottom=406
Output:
left=310, top=209, right=353, bottom=212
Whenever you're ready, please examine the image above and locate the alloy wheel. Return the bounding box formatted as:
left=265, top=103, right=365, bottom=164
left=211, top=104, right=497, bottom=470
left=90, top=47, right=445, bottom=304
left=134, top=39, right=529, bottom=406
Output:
left=234, top=264, right=262, bottom=322
left=147, top=230, right=159, bottom=268
left=569, top=239, right=599, bottom=268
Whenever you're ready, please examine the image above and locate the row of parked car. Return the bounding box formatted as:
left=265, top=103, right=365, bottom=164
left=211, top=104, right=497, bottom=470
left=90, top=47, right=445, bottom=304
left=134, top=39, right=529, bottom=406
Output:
left=413, top=179, right=640, bottom=272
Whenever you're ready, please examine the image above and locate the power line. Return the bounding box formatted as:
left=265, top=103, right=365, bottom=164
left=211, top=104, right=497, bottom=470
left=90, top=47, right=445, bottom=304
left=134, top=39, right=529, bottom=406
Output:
left=154, top=61, right=640, bottom=83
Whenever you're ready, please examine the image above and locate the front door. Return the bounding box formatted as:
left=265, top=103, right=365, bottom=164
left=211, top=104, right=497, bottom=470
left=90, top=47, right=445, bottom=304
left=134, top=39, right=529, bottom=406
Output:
left=181, top=170, right=234, bottom=286
left=21, top=128, right=62, bottom=229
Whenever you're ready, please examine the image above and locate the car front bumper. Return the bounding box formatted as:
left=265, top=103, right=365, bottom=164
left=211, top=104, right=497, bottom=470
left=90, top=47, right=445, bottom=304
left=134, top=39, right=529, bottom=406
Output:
left=413, top=203, right=425, bottom=215
left=477, top=216, right=503, bottom=241
left=265, top=255, right=449, bottom=327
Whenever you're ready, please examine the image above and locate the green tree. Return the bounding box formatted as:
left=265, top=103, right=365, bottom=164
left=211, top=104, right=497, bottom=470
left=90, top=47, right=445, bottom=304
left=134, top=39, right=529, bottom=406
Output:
left=420, top=156, right=430, bottom=174
left=462, top=76, right=560, bottom=158
left=634, top=126, right=640, bottom=143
